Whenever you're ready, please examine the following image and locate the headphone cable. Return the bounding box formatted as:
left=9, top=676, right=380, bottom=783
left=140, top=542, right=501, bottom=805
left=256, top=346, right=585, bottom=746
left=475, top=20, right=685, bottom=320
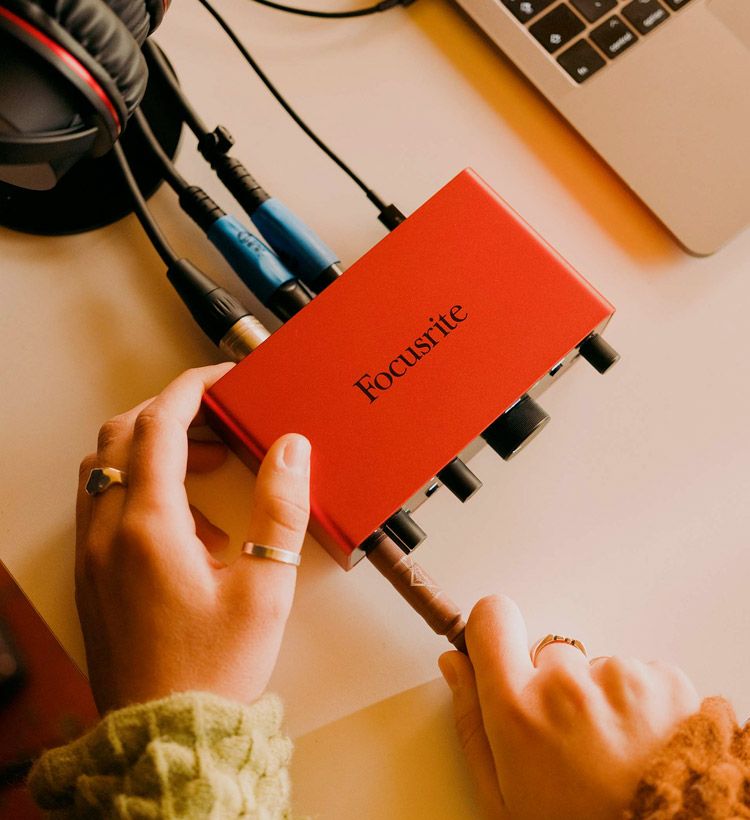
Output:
left=132, top=114, right=190, bottom=194
left=113, top=142, right=178, bottom=266
left=143, top=42, right=209, bottom=139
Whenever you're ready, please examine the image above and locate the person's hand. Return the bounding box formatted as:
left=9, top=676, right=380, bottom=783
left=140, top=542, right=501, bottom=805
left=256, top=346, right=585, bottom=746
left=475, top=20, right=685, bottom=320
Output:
left=76, top=364, right=311, bottom=714
left=439, top=595, right=700, bottom=820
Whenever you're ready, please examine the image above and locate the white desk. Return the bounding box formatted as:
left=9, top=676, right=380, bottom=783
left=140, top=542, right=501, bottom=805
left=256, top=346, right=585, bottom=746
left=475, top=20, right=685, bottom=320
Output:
left=1, top=0, right=749, bottom=814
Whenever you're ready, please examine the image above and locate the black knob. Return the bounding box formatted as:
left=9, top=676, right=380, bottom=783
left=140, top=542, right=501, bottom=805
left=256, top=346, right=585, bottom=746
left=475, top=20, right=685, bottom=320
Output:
left=383, top=509, right=426, bottom=553
left=436, top=458, right=482, bottom=502
left=578, top=333, right=620, bottom=374
left=481, top=394, right=550, bottom=461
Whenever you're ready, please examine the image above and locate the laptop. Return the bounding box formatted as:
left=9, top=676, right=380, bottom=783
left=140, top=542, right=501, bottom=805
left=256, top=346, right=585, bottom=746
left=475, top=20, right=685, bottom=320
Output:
left=452, top=0, right=750, bottom=254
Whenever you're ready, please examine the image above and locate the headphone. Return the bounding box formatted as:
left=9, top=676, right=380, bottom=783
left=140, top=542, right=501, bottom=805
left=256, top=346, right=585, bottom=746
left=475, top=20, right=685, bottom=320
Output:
left=0, top=0, right=168, bottom=190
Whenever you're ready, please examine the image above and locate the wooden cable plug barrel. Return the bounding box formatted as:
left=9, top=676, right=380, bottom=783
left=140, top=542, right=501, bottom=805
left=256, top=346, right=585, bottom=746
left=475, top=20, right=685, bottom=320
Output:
left=363, top=530, right=467, bottom=653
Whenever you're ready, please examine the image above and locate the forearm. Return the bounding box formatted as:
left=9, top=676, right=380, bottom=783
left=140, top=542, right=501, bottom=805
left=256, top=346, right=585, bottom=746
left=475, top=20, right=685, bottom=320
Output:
left=28, top=691, right=293, bottom=819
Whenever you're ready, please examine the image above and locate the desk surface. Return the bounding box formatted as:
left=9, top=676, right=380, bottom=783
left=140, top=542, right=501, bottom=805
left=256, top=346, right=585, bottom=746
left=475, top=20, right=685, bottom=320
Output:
left=1, top=0, right=749, bottom=814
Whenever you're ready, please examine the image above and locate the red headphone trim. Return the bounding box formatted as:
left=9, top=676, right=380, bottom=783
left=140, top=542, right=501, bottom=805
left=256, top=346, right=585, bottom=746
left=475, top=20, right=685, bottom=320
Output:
left=0, top=5, right=122, bottom=134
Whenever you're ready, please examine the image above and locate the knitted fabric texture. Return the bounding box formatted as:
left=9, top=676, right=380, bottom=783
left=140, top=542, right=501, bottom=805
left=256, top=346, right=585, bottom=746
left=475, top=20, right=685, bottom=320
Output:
left=626, top=696, right=750, bottom=819
left=28, top=691, right=293, bottom=819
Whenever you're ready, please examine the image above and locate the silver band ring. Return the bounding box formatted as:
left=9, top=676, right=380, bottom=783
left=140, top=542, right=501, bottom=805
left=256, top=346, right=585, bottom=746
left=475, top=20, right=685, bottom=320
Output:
left=242, top=542, right=301, bottom=567
left=531, top=634, right=587, bottom=666
left=85, top=467, right=128, bottom=496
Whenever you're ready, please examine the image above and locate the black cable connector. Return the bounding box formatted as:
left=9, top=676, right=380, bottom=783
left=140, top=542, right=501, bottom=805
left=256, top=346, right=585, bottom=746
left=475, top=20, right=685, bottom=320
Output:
left=377, top=203, right=407, bottom=231
left=198, top=124, right=234, bottom=155
left=178, top=185, right=226, bottom=232
left=168, top=259, right=272, bottom=359
left=167, top=258, right=252, bottom=344
left=200, top=150, right=270, bottom=216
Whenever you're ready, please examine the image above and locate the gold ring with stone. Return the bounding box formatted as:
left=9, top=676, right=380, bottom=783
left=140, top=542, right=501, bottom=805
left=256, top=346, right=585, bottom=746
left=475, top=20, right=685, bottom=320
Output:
left=85, top=467, right=128, bottom=496
left=530, top=634, right=587, bottom=666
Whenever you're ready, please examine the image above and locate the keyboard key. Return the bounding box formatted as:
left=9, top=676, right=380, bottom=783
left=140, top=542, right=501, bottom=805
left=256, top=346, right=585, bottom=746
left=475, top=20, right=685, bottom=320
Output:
left=622, top=0, right=669, bottom=34
left=590, top=15, right=638, bottom=58
left=663, top=0, right=692, bottom=8
left=557, top=39, right=606, bottom=82
left=500, top=0, right=556, bottom=23
left=570, top=0, right=617, bottom=23
left=529, top=5, right=586, bottom=53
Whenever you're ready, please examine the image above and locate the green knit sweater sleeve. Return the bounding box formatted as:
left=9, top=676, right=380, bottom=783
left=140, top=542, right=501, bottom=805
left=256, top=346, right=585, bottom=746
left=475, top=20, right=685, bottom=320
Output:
left=27, top=691, right=293, bottom=819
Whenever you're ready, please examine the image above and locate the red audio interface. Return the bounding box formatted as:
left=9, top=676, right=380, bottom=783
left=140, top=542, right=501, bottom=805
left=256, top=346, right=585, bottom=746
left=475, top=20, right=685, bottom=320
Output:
left=203, top=169, right=617, bottom=569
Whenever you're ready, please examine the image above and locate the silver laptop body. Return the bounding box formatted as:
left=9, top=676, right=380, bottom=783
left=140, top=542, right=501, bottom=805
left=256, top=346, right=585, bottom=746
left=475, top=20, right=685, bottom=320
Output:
left=453, top=0, right=750, bottom=254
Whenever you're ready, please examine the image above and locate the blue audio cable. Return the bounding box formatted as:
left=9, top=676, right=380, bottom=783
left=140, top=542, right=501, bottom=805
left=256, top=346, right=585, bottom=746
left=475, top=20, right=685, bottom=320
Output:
left=198, top=129, right=343, bottom=294
left=134, top=108, right=311, bottom=319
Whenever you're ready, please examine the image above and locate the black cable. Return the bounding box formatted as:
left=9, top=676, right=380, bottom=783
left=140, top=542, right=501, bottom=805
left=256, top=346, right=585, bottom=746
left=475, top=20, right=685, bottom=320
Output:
left=194, top=0, right=389, bottom=213
left=249, top=0, right=412, bottom=18
left=112, top=142, right=179, bottom=267
left=133, top=108, right=189, bottom=194
left=143, top=42, right=210, bottom=139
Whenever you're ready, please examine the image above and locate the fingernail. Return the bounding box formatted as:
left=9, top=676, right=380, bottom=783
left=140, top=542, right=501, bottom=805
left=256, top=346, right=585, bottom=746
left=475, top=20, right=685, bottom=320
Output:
left=439, top=653, right=459, bottom=692
left=282, top=435, right=311, bottom=471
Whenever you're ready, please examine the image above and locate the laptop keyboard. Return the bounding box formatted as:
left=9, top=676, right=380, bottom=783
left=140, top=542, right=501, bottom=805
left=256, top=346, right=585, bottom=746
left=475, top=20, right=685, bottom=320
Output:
left=500, top=0, right=694, bottom=83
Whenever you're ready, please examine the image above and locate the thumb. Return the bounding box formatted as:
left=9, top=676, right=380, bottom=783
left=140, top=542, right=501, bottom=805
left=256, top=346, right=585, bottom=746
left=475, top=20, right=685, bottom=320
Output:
left=439, top=651, right=507, bottom=818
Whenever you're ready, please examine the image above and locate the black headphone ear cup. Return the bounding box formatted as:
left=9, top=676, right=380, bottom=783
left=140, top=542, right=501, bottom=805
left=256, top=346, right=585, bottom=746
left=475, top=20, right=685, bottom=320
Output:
left=101, top=0, right=149, bottom=42
left=104, top=0, right=167, bottom=36
left=100, top=0, right=170, bottom=45
left=38, top=0, right=148, bottom=121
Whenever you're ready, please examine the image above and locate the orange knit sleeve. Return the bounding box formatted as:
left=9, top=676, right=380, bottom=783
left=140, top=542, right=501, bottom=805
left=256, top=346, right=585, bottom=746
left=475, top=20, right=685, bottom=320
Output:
left=625, top=696, right=750, bottom=819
